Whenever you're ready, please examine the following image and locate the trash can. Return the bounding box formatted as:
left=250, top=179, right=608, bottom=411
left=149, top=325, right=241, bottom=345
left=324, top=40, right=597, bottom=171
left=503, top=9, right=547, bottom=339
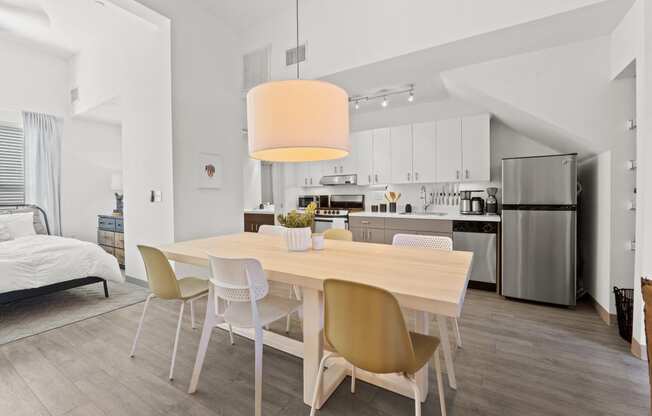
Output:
left=613, top=286, right=634, bottom=343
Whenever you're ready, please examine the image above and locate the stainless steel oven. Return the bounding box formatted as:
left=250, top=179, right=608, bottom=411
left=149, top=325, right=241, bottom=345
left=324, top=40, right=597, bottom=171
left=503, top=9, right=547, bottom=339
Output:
left=298, top=195, right=329, bottom=209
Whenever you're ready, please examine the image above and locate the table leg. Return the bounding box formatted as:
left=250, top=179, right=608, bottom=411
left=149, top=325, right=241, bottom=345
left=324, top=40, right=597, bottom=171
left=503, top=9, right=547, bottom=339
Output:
left=414, top=311, right=429, bottom=402
left=302, top=287, right=323, bottom=406
left=436, top=315, right=457, bottom=390
left=188, top=285, right=217, bottom=394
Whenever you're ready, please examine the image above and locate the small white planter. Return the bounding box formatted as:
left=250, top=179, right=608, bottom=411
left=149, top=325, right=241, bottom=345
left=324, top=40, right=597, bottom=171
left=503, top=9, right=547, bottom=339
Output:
left=284, top=227, right=312, bottom=251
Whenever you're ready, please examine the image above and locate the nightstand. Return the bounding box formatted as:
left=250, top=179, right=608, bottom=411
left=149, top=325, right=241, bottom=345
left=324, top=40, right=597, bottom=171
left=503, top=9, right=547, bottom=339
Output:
left=98, top=215, right=124, bottom=268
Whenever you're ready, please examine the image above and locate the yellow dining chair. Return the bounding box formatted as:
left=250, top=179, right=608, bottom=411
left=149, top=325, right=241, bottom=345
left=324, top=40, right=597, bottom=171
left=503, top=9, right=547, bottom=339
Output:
left=130, top=245, right=212, bottom=380
left=310, top=279, right=446, bottom=416
left=323, top=228, right=353, bottom=241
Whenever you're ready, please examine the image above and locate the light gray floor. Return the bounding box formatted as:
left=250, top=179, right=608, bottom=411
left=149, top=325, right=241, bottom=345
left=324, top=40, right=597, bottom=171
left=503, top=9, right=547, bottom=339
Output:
left=0, top=289, right=648, bottom=416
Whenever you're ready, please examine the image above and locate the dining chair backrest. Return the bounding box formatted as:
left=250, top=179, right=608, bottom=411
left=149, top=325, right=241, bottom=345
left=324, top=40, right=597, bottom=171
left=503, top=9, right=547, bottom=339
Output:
left=323, top=228, right=353, bottom=241
left=207, top=255, right=269, bottom=303
left=257, top=225, right=286, bottom=236
left=138, top=245, right=182, bottom=299
left=323, top=279, right=419, bottom=374
left=392, top=234, right=453, bottom=251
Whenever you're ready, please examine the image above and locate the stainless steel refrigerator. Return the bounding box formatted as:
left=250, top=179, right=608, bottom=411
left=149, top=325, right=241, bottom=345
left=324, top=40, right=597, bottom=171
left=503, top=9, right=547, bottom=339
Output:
left=501, top=153, right=577, bottom=306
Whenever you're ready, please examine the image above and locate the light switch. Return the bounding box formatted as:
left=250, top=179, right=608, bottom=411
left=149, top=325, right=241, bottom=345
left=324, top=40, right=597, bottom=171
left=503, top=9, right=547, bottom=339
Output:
left=150, top=190, right=162, bottom=202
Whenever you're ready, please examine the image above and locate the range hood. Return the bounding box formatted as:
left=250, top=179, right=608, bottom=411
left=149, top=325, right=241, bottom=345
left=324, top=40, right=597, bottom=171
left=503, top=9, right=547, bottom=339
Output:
left=319, top=174, right=357, bottom=186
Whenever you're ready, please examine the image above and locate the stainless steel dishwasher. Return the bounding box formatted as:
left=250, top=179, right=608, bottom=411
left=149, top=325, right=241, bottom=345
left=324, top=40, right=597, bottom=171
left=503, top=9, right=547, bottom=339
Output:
left=453, top=220, right=499, bottom=290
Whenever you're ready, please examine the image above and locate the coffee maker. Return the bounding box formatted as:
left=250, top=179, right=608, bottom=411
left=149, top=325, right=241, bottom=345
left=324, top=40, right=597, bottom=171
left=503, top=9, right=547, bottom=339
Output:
left=485, top=187, right=498, bottom=215
left=459, top=191, right=473, bottom=215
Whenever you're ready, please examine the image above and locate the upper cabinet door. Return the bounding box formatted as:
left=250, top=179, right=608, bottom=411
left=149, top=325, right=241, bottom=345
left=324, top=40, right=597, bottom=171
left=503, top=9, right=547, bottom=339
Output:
left=436, top=118, right=462, bottom=182
left=322, top=158, right=340, bottom=176
left=309, top=162, right=323, bottom=187
left=372, top=128, right=392, bottom=184
left=352, top=130, right=373, bottom=185
left=390, top=125, right=413, bottom=184
left=412, top=122, right=436, bottom=183
left=461, top=113, right=491, bottom=182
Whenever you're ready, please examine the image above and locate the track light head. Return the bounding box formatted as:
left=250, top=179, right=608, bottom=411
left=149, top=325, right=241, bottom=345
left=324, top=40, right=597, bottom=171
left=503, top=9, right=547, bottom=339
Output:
left=408, top=90, right=414, bottom=102
left=381, top=96, right=388, bottom=108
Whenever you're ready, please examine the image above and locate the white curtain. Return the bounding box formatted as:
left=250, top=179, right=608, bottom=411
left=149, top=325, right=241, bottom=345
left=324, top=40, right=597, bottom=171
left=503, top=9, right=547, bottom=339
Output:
left=22, top=111, right=63, bottom=235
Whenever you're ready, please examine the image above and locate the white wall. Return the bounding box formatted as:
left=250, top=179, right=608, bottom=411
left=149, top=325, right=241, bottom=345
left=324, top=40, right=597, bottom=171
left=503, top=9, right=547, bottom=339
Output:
left=243, top=157, right=262, bottom=210
left=61, top=118, right=122, bottom=242
left=0, top=37, right=68, bottom=116
left=579, top=152, right=613, bottom=311
left=242, top=0, right=609, bottom=81
left=133, top=0, right=244, bottom=277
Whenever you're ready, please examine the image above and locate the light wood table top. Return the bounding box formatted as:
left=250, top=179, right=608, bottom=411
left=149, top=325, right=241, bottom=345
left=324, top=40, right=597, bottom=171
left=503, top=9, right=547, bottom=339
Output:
left=159, top=232, right=473, bottom=317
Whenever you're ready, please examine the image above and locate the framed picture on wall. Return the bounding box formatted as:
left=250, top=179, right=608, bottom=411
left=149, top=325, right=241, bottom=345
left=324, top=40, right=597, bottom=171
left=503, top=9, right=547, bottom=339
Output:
left=197, top=152, right=222, bottom=189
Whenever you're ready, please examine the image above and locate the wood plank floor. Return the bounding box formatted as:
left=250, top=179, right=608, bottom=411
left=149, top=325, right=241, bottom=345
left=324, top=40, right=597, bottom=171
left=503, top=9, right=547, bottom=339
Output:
left=0, top=289, right=648, bottom=416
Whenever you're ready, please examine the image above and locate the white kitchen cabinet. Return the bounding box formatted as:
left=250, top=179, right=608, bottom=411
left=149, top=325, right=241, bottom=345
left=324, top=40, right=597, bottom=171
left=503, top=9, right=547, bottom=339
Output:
left=323, top=157, right=342, bottom=176
left=436, top=118, right=462, bottom=182
left=461, top=113, right=491, bottom=182
left=295, top=162, right=310, bottom=187
left=412, top=121, right=437, bottom=183
left=353, top=130, right=373, bottom=185
left=390, top=125, right=413, bottom=184
left=308, top=162, right=323, bottom=187
left=372, top=128, right=391, bottom=184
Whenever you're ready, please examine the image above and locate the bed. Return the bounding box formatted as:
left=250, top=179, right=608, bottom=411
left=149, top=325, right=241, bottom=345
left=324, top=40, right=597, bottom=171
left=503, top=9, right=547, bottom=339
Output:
left=0, top=205, right=124, bottom=304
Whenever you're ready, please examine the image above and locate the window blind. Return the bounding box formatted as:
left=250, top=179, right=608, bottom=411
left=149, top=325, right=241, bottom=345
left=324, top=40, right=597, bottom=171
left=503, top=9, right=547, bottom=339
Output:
left=0, top=124, right=25, bottom=205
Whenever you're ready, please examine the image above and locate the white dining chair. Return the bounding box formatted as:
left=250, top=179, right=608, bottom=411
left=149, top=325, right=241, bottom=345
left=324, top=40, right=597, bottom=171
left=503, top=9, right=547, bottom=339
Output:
left=257, top=224, right=302, bottom=333
left=195, top=255, right=302, bottom=416
left=392, top=234, right=462, bottom=348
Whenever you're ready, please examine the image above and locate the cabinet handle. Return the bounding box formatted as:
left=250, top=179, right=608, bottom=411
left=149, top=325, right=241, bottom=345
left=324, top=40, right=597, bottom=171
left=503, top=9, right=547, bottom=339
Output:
left=305, top=178, right=308, bottom=185
left=407, top=172, right=411, bottom=181
left=361, top=221, right=370, bottom=225
left=465, top=169, right=469, bottom=179
left=334, top=166, right=337, bottom=173
left=375, top=174, right=379, bottom=183
left=415, top=172, right=419, bottom=180
left=456, top=170, right=460, bottom=180
left=339, top=166, right=343, bottom=173
left=310, top=178, right=313, bottom=185
left=368, top=174, right=371, bottom=183
left=369, top=230, right=372, bottom=240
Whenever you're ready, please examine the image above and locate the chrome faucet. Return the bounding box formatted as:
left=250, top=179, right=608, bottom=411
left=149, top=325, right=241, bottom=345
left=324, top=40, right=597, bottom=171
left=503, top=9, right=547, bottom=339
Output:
left=420, top=185, right=434, bottom=212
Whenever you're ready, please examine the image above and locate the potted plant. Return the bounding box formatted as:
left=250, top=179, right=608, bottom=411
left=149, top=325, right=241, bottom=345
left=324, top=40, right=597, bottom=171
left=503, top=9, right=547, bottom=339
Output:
left=277, top=202, right=316, bottom=251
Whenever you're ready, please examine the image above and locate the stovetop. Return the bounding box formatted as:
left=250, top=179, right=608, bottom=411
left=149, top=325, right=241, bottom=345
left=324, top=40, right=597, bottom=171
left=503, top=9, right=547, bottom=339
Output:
left=315, top=209, right=349, bottom=217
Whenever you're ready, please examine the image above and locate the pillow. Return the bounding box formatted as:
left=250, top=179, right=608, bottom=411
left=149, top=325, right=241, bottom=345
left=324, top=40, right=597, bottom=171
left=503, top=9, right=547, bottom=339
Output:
left=0, top=224, right=11, bottom=242
left=0, top=212, right=36, bottom=239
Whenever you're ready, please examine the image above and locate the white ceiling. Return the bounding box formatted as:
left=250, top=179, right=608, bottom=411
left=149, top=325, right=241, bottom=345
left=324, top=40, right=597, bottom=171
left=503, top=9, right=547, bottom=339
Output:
left=0, top=0, right=150, bottom=58
left=322, top=0, right=634, bottom=114
left=194, top=0, right=294, bottom=33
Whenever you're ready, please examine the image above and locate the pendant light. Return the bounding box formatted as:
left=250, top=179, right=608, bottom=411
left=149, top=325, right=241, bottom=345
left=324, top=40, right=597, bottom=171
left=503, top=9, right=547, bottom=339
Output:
left=246, top=0, right=350, bottom=162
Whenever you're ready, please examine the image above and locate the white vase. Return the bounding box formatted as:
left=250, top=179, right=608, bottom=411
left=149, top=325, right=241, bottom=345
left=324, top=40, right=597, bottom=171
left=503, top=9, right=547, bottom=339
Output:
left=285, top=227, right=312, bottom=251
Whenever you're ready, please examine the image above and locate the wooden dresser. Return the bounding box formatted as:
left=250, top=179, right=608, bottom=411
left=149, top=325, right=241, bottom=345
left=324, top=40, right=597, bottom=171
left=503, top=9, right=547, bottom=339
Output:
left=98, top=215, right=124, bottom=268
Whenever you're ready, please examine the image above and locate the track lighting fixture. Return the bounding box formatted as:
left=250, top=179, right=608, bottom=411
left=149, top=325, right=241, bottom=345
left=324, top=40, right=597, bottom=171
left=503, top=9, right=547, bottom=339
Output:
left=349, top=84, right=415, bottom=111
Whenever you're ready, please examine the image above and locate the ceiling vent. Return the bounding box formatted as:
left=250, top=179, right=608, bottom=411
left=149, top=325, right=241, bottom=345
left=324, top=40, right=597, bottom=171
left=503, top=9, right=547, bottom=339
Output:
left=285, top=44, right=306, bottom=67
left=243, top=46, right=270, bottom=93
left=70, top=87, right=79, bottom=104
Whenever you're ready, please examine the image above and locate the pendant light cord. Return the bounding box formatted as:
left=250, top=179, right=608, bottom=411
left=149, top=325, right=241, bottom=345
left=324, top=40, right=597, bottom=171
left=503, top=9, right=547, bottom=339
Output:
left=296, top=0, right=300, bottom=80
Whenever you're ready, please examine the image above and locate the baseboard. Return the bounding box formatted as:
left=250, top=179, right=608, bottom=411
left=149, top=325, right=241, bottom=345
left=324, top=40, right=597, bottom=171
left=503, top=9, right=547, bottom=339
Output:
left=125, top=276, right=148, bottom=289
left=587, top=294, right=616, bottom=325
left=631, top=337, right=648, bottom=361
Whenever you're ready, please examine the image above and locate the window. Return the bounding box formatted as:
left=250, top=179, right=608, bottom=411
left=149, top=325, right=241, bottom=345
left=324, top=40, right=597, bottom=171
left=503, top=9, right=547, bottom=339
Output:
left=0, top=124, right=24, bottom=205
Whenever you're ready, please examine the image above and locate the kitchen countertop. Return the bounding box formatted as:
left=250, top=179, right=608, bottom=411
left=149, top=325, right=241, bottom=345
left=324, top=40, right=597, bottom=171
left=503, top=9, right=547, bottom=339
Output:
left=244, top=208, right=275, bottom=215
left=349, top=211, right=501, bottom=222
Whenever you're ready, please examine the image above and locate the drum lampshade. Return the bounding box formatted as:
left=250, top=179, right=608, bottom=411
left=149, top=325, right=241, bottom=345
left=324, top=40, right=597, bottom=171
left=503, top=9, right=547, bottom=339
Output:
left=246, top=80, right=350, bottom=162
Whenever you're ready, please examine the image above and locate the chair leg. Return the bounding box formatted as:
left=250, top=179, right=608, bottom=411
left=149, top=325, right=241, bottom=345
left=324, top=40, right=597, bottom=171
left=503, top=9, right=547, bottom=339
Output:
left=452, top=318, right=462, bottom=348
left=188, top=287, right=218, bottom=394
left=254, top=325, right=263, bottom=416
left=130, top=294, right=154, bottom=357
left=169, top=301, right=185, bottom=380
left=434, top=348, right=447, bottom=416
left=190, top=299, right=196, bottom=329
left=407, top=375, right=421, bottom=416
left=310, top=353, right=333, bottom=416
left=351, top=365, right=356, bottom=393
left=228, top=324, right=235, bottom=345
left=293, top=285, right=303, bottom=320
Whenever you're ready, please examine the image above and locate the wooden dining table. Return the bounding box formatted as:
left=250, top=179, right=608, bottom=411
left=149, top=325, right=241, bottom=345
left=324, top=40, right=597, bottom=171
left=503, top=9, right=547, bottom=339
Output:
left=159, top=232, right=472, bottom=408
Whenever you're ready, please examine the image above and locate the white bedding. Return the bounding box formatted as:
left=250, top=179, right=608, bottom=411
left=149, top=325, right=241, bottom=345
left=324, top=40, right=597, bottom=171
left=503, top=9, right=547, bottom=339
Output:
left=0, top=234, right=124, bottom=293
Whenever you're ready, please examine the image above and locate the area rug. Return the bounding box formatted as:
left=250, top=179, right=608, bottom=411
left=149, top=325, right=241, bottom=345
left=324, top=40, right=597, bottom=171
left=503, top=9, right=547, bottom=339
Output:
left=0, top=281, right=148, bottom=345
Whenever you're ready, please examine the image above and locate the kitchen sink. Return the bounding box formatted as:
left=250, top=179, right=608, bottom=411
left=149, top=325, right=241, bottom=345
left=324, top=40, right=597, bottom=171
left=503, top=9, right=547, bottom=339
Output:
left=400, top=212, right=448, bottom=216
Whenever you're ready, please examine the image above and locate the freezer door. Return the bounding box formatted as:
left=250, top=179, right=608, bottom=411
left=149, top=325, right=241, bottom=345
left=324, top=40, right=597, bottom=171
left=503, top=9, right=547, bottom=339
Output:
left=501, top=209, right=576, bottom=306
left=502, top=155, right=577, bottom=205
